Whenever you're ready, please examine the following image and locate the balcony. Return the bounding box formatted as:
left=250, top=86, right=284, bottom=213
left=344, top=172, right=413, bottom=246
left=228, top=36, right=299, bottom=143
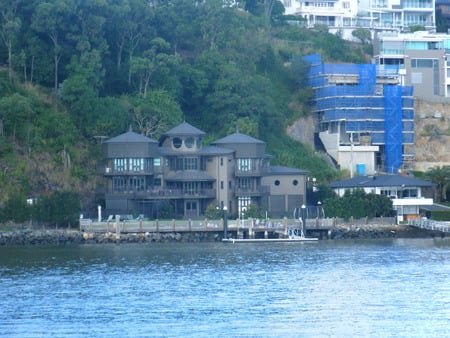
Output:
left=107, top=188, right=216, bottom=199
left=234, top=186, right=270, bottom=197
left=103, top=167, right=155, bottom=176
left=235, top=167, right=268, bottom=177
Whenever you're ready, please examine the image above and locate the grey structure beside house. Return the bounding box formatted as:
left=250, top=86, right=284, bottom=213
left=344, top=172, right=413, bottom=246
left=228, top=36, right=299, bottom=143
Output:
left=101, top=122, right=309, bottom=219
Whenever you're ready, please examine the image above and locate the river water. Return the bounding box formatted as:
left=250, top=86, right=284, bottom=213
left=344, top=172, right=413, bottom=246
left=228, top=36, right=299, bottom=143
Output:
left=0, top=238, right=449, bottom=337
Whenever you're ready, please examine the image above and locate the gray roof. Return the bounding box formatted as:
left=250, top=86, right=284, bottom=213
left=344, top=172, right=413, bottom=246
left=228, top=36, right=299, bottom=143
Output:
left=105, top=131, right=158, bottom=144
left=330, top=175, right=435, bottom=188
left=201, top=146, right=235, bottom=155
left=165, top=171, right=215, bottom=181
left=269, top=165, right=309, bottom=175
left=419, top=203, right=450, bottom=212
left=158, top=145, right=234, bottom=156
left=213, top=132, right=264, bottom=145
left=164, top=121, right=206, bottom=136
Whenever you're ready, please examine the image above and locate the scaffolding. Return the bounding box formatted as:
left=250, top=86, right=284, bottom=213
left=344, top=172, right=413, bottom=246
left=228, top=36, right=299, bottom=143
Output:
left=304, top=54, right=415, bottom=173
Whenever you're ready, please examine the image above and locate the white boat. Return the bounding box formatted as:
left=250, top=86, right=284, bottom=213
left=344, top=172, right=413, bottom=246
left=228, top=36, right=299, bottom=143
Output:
left=222, top=226, right=318, bottom=243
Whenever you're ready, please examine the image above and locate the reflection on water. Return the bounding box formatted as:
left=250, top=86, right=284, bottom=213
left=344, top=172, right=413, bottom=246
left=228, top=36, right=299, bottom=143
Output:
left=1, top=239, right=449, bottom=337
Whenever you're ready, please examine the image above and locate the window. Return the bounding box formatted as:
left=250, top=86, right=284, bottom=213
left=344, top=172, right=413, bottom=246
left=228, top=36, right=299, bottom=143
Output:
left=154, top=158, right=161, bottom=166
left=185, top=137, right=194, bottom=149
left=411, top=58, right=434, bottom=68
left=237, top=158, right=252, bottom=172
left=112, top=177, right=126, bottom=192
left=184, top=157, right=198, bottom=170
left=293, top=179, right=298, bottom=186
left=220, top=158, right=223, bottom=166
left=274, top=180, right=280, bottom=186
left=221, top=181, right=224, bottom=189
left=173, top=137, right=182, bottom=149
left=114, top=158, right=127, bottom=172
left=130, top=158, right=144, bottom=172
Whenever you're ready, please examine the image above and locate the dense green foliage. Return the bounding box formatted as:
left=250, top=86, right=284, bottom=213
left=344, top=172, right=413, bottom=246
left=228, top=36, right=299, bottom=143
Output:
left=0, top=190, right=80, bottom=226
left=323, top=189, right=394, bottom=220
left=0, top=0, right=374, bottom=223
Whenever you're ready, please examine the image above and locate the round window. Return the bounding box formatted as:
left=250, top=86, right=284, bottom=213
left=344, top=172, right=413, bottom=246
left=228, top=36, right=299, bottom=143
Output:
left=173, top=137, right=182, bottom=149
left=293, top=180, right=298, bottom=186
left=274, top=180, right=280, bottom=186
left=185, top=137, right=194, bottom=148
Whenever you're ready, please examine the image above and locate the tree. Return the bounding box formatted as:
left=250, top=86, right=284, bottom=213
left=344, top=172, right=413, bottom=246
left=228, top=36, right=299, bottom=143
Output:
left=34, top=190, right=81, bottom=227
left=0, top=1, right=22, bottom=82
left=0, top=192, right=30, bottom=223
left=323, top=189, right=393, bottom=220
left=125, top=90, right=183, bottom=139
left=352, top=28, right=371, bottom=44
left=426, top=166, right=450, bottom=202
left=31, top=0, right=71, bottom=101
left=0, top=93, right=34, bottom=145
left=130, top=38, right=177, bottom=98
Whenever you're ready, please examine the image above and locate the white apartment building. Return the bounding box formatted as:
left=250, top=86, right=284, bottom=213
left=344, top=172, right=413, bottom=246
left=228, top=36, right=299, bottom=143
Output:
left=362, top=0, right=435, bottom=30
left=282, top=0, right=358, bottom=27
left=282, top=0, right=436, bottom=33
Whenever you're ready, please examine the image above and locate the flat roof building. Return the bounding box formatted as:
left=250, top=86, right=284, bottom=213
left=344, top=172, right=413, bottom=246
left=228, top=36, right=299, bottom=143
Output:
left=374, top=31, right=450, bottom=98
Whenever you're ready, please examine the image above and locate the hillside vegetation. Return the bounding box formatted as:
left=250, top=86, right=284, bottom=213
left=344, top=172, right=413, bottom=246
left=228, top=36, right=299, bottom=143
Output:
left=0, top=0, right=370, bottom=216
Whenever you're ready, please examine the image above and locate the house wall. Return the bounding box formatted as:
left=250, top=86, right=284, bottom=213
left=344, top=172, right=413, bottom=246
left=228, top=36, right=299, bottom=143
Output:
left=404, top=49, right=445, bottom=98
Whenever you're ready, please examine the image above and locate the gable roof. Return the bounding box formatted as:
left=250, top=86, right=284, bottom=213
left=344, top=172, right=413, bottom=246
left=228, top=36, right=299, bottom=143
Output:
left=330, top=175, right=435, bottom=189
left=164, top=121, right=206, bottom=136
left=105, top=131, right=157, bottom=144
left=213, top=132, right=264, bottom=145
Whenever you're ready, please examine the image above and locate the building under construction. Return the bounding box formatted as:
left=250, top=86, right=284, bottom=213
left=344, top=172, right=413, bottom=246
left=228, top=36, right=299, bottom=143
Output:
left=304, top=54, right=415, bottom=175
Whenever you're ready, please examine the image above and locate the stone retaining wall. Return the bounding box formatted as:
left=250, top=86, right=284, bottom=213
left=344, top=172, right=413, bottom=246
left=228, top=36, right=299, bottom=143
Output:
left=0, top=225, right=445, bottom=246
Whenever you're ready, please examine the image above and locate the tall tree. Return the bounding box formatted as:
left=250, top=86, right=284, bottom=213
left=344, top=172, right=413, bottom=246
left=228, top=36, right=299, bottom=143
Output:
left=31, top=0, right=70, bottom=101
left=0, top=1, right=22, bottom=82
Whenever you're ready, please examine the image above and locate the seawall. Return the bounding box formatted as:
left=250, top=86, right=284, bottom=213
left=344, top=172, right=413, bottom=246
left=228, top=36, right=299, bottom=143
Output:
left=0, top=225, right=445, bottom=246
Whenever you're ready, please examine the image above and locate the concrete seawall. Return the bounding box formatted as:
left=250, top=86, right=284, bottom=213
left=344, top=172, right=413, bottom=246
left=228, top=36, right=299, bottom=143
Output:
left=0, top=225, right=445, bottom=246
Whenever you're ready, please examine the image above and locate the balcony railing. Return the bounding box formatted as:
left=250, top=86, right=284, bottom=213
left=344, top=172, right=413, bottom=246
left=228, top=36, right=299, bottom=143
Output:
left=235, top=167, right=269, bottom=177
left=234, top=186, right=270, bottom=196
left=104, top=167, right=155, bottom=175
left=107, top=188, right=216, bottom=199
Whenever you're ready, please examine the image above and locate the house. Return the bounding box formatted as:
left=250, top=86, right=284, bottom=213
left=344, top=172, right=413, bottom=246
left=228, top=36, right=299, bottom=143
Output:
left=330, top=174, right=435, bottom=221
left=374, top=31, right=450, bottom=98
left=101, top=122, right=309, bottom=219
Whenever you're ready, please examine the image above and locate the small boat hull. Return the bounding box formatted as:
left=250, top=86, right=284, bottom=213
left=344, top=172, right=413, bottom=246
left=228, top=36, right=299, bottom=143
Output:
left=222, top=237, right=318, bottom=243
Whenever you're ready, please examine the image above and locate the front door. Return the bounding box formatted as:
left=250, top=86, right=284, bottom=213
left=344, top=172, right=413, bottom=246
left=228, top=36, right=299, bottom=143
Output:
left=185, top=200, right=198, bottom=218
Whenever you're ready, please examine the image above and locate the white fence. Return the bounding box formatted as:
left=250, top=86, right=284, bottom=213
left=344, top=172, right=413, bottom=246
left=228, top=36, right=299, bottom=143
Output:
left=408, top=219, right=450, bottom=233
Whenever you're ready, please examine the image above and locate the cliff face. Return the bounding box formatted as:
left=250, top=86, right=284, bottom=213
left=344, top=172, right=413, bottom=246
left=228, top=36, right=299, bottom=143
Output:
left=414, top=99, right=450, bottom=171
left=287, top=98, right=450, bottom=173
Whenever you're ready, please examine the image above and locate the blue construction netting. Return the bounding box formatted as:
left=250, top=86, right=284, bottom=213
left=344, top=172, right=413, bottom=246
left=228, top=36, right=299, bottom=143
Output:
left=384, top=85, right=403, bottom=174
left=402, top=109, right=414, bottom=119
left=304, top=54, right=414, bottom=173
left=323, top=110, right=386, bottom=120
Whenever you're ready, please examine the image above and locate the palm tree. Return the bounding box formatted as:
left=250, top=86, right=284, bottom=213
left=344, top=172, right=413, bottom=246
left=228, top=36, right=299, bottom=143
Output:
left=426, top=166, right=450, bottom=202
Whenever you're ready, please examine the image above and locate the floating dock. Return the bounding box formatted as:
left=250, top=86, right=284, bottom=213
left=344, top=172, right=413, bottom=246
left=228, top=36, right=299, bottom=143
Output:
left=222, top=237, right=318, bottom=243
